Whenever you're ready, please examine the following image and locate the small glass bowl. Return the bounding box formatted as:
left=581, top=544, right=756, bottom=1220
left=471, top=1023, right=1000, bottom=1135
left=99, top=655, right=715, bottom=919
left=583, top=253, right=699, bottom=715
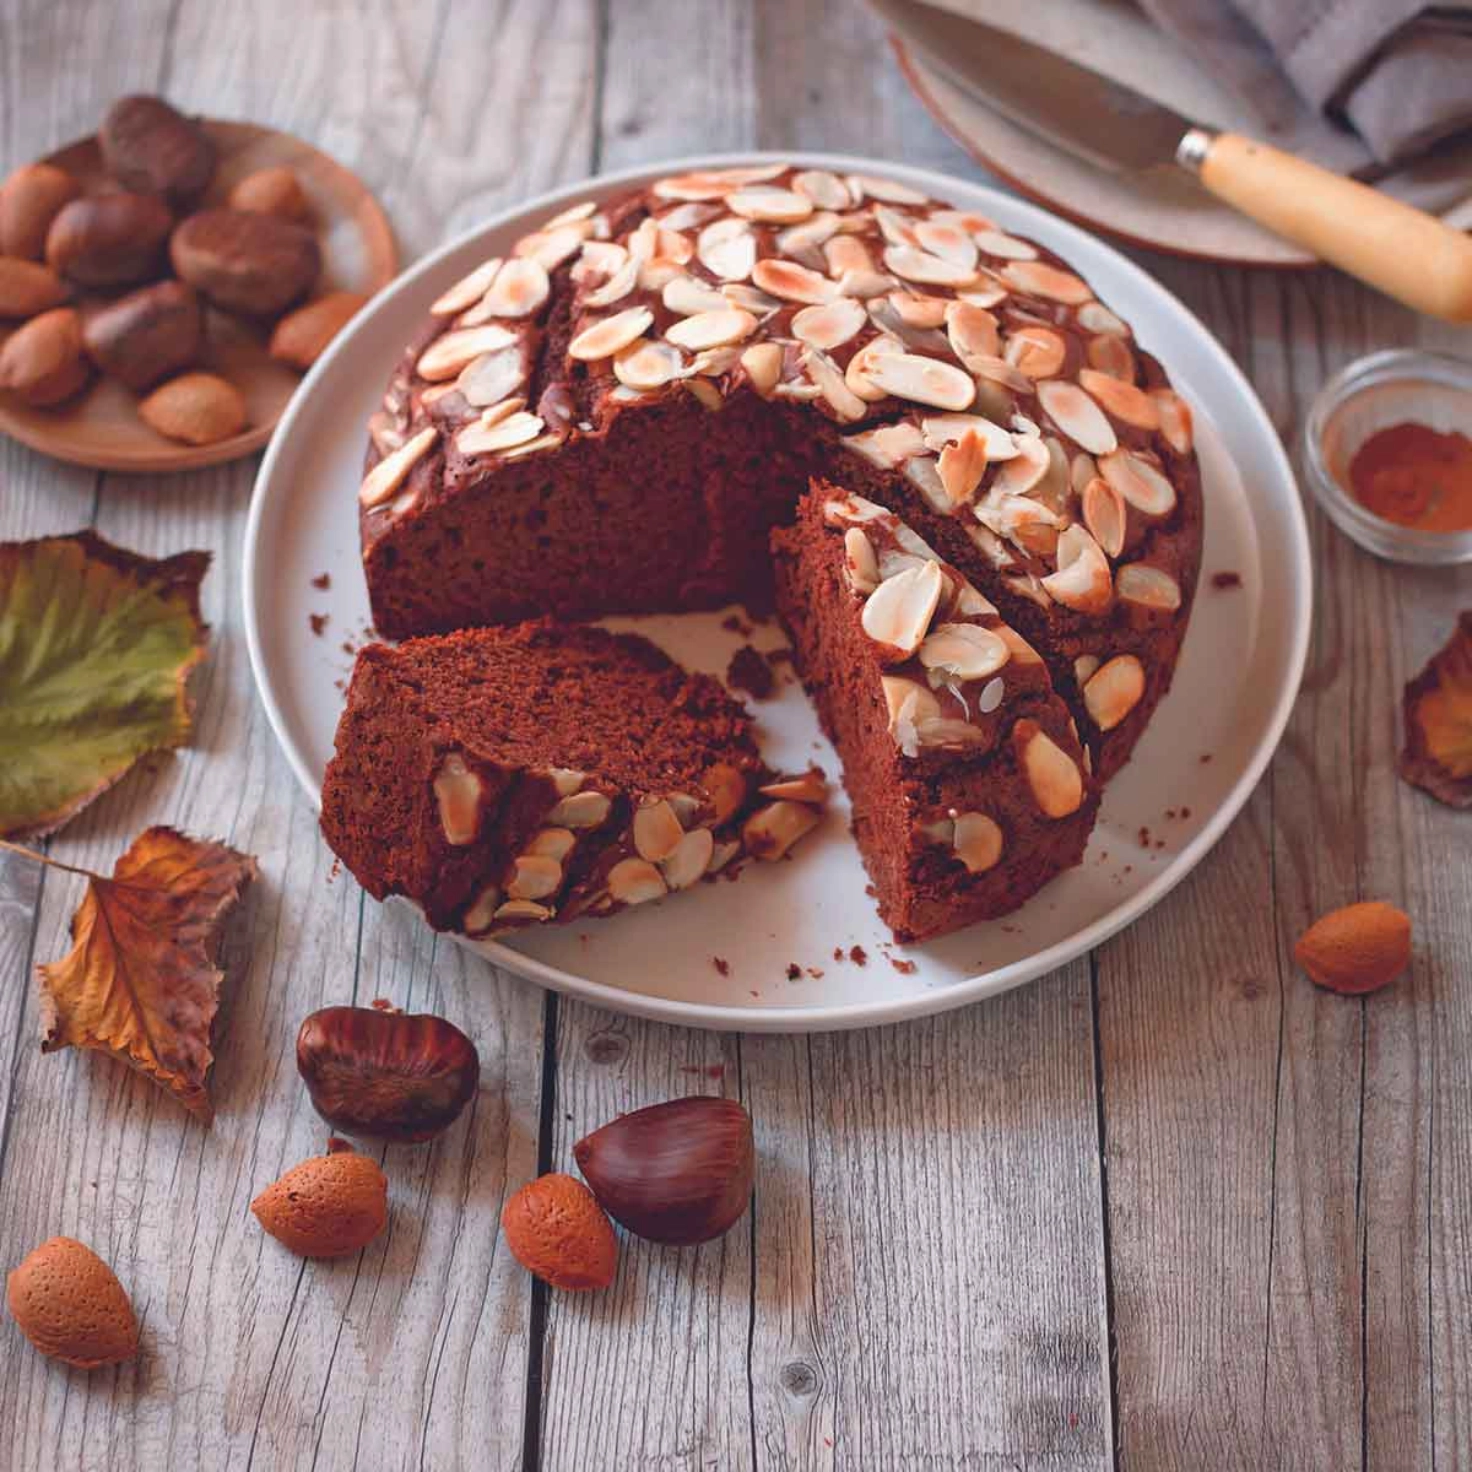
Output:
left=1302, top=348, right=1472, bottom=566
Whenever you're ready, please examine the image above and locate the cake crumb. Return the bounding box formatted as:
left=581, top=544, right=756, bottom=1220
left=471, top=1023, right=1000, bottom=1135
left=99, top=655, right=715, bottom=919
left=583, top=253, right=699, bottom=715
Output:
left=722, top=612, right=754, bottom=638
left=1138, top=826, right=1153, bottom=846
left=311, top=572, right=331, bottom=590
left=1199, top=753, right=1213, bottom=764
left=806, top=966, right=824, bottom=979
left=328, top=857, right=342, bottom=881
left=309, top=612, right=329, bottom=637
left=712, top=956, right=730, bottom=977
left=889, top=956, right=918, bottom=975
left=785, top=962, right=802, bottom=981
left=727, top=645, right=775, bottom=699
left=1211, top=570, right=1243, bottom=590
left=1180, top=806, right=1192, bottom=819
left=833, top=947, right=845, bottom=962
left=370, top=997, right=394, bottom=1011
left=681, top=1063, right=726, bottom=1079
left=849, top=945, right=868, bottom=966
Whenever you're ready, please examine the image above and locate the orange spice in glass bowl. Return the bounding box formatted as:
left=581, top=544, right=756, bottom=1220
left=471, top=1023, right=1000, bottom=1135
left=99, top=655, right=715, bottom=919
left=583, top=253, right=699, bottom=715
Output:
left=1303, top=349, right=1472, bottom=565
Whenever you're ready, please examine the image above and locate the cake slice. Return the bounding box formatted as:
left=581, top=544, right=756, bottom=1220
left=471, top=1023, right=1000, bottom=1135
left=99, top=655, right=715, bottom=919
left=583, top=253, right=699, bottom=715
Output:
left=772, top=484, right=1099, bottom=942
left=320, top=622, right=824, bottom=938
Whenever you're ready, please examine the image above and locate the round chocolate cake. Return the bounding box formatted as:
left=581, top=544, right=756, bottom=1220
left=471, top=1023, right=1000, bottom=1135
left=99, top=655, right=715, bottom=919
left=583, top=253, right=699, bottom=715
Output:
left=337, top=162, right=1204, bottom=942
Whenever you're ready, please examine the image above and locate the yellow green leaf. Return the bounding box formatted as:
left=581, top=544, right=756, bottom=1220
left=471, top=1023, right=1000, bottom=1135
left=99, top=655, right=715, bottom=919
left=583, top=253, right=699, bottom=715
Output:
left=0, top=531, right=210, bottom=838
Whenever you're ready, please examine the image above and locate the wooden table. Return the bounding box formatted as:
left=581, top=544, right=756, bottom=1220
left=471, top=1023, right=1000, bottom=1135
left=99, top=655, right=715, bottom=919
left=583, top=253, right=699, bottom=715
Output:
left=2, top=2, right=1468, bottom=1467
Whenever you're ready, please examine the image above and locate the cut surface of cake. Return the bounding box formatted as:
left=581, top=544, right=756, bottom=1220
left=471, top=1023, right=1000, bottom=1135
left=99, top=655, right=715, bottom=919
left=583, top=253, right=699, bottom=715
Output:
left=358, top=162, right=1201, bottom=781
left=773, top=484, right=1098, bottom=941
left=320, top=622, right=824, bottom=939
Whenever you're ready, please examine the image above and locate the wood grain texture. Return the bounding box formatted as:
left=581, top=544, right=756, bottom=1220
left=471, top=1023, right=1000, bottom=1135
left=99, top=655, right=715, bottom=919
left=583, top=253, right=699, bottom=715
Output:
left=2, top=1, right=1470, bottom=1469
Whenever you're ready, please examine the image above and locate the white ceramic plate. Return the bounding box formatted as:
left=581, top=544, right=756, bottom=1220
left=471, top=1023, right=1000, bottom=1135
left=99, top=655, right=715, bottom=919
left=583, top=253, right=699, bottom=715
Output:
left=244, top=151, right=1311, bottom=1033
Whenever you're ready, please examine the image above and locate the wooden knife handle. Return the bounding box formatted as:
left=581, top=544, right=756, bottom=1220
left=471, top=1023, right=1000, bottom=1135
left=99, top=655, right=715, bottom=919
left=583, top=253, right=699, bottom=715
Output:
left=1181, top=130, right=1472, bottom=323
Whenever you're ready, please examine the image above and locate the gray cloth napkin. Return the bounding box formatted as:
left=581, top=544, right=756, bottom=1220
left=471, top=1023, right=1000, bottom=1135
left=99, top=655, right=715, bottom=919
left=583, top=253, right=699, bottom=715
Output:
left=1137, top=0, right=1472, bottom=167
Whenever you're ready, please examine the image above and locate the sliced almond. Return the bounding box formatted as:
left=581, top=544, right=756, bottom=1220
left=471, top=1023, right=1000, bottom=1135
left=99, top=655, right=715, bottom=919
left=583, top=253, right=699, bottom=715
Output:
left=727, top=186, right=813, bottom=223
left=885, top=293, right=945, bottom=329
left=1082, top=476, right=1127, bottom=558
left=569, top=306, right=654, bottom=361
left=1084, top=655, right=1146, bottom=731
left=918, top=622, right=1010, bottom=681
left=945, top=300, right=1001, bottom=362
left=1074, top=655, right=1101, bottom=684
left=478, top=257, right=549, bottom=319
left=1086, top=334, right=1135, bottom=381
left=883, top=244, right=977, bottom=288
left=417, top=325, right=517, bottom=382
left=952, top=812, right=1004, bottom=873
left=936, top=428, right=989, bottom=506
left=549, top=789, right=612, bottom=828
left=614, top=339, right=687, bottom=391
left=508, top=854, right=563, bottom=901
left=919, top=814, right=955, bottom=845
left=882, top=675, right=941, bottom=758
left=791, top=297, right=866, bottom=351
left=432, top=258, right=502, bottom=317
left=456, top=409, right=544, bottom=456
left=543, top=199, right=597, bottom=229
left=457, top=346, right=525, bottom=407
left=988, top=433, right=1050, bottom=497
left=1071, top=451, right=1098, bottom=496
left=921, top=412, right=1016, bottom=459
left=1041, top=524, right=1113, bottom=615
left=1078, top=368, right=1160, bottom=430
left=824, top=234, right=874, bottom=278
left=1078, top=300, right=1127, bottom=336
left=360, top=426, right=437, bottom=509
left=972, top=229, right=1037, bottom=261
left=1116, top=562, right=1182, bottom=612
left=697, top=218, right=756, bottom=281
left=741, top=342, right=783, bottom=397
left=607, top=856, right=668, bottom=905
left=572, top=240, right=627, bottom=287
left=1002, top=261, right=1093, bottom=305
left=843, top=525, right=881, bottom=595
left=793, top=169, right=853, bottom=210
left=501, top=432, right=562, bottom=460
left=861, top=559, right=944, bottom=658
left=702, top=762, right=749, bottom=825
left=633, top=799, right=684, bottom=862
left=1015, top=719, right=1085, bottom=818
left=583, top=254, right=639, bottom=309
left=742, top=800, right=820, bottom=860
left=1004, top=325, right=1067, bottom=379
left=1151, top=389, right=1194, bottom=454
left=653, top=165, right=785, bottom=201
left=847, top=173, right=928, bottom=205
left=463, top=886, right=502, bottom=935
left=527, top=827, right=576, bottom=863
left=843, top=420, right=928, bottom=469
left=493, top=899, right=553, bottom=924
left=914, top=219, right=978, bottom=269
left=1037, top=379, right=1118, bottom=455
left=802, top=344, right=867, bottom=421
left=663, top=274, right=728, bottom=315
left=915, top=717, right=987, bottom=749
left=661, top=826, right=715, bottom=889
left=759, top=771, right=828, bottom=805
left=666, top=307, right=757, bottom=351
left=433, top=753, right=482, bottom=845
left=514, top=222, right=593, bottom=271
left=844, top=335, right=904, bottom=403
left=1098, top=448, right=1177, bottom=518
left=775, top=213, right=841, bottom=269
left=857, top=351, right=975, bottom=411
left=752, top=257, right=835, bottom=304
left=978, top=676, right=1006, bottom=713
left=547, top=768, right=585, bottom=796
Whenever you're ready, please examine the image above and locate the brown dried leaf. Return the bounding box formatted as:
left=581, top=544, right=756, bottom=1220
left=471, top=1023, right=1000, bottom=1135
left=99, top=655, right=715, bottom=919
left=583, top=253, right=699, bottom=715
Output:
left=31, top=826, right=257, bottom=1122
left=1399, top=611, right=1472, bottom=809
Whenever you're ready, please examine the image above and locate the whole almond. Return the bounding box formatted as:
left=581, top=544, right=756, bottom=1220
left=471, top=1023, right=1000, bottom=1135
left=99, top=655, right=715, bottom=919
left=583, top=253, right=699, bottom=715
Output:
left=1294, top=901, right=1411, bottom=995
left=171, top=207, right=320, bottom=316
left=251, top=1139, right=388, bottom=1258
left=229, top=166, right=309, bottom=221
left=46, top=193, right=173, bottom=287
left=501, top=1173, right=618, bottom=1291
left=0, top=162, right=80, bottom=260
left=270, top=291, right=366, bottom=370
left=0, top=257, right=69, bottom=319
left=7, top=1236, right=138, bottom=1368
left=99, top=95, right=215, bottom=203
left=83, top=279, right=202, bottom=390
left=0, top=306, right=92, bottom=406
left=138, top=371, right=247, bottom=445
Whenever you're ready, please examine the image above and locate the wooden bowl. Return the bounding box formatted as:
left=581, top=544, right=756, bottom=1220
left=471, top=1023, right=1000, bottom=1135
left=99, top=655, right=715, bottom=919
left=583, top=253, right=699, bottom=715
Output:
left=0, top=118, right=397, bottom=474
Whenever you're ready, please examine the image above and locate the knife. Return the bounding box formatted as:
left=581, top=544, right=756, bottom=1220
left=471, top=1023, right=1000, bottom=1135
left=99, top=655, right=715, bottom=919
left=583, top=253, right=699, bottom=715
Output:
left=870, top=0, right=1472, bottom=322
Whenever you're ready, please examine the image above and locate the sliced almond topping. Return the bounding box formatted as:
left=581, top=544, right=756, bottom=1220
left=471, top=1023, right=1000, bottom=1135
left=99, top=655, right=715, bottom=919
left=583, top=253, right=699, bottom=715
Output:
left=463, top=885, right=502, bottom=935
left=478, top=257, right=549, bottom=319
left=802, top=345, right=867, bottom=421
left=457, top=346, right=525, bottom=407
left=1082, top=476, right=1127, bottom=558
left=1078, top=368, right=1160, bottom=430
left=1071, top=451, right=1098, bottom=496
left=1002, top=260, right=1093, bottom=305
left=988, top=432, right=1050, bottom=496
left=508, top=854, right=563, bottom=901
left=514, top=222, right=593, bottom=271
left=741, top=342, right=783, bottom=397
left=1098, top=448, right=1177, bottom=517
left=549, top=789, right=612, bottom=828
left=360, top=426, right=437, bottom=509
left=775, top=212, right=841, bottom=268
left=904, top=455, right=949, bottom=513
left=945, top=300, right=1001, bottom=363
left=914, top=220, right=978, bottom=270
left=657, top=202, right=720, bottom=234
left=972, top=229, right=1037, bottom=261
left=572, top=239, right=627, bottom=285
left=1078, top=300, right=1128, bottom=336
left=633, top=799, right=684, bottom=863
left=793, top=169, right=853, bottom=210
left=843, top=420, right=928, bottom=469
left=501, top=432, right=562, bottom=460
left=857, top=351, right=975, bottom=411
left=1084, top=655, right=1146, bottom=731
left=751, top=257, right=836, bottom=305
left=683, top=377, right=721, bottom=410
left=791, top=297, right=867, bottom=352
left=727, top=186, right=813, bottom=223
left=433, top=753, right=483, bottom=845
left=956, top=275, right=1010, bottom=310
left=888, top=293, right=948, bottom=329
left=1004, top=325, right=1067, bottom=379
left=861, top=559, right=944, bottom=658
left=920, top=814, right=956, bottom=845
left=661, top=274, right=728, bottom=316
left=702, top=762, right=749, bottom=825
left=914, top=717, right=986, bottom=749
left=918, top=621, right=1010, bottom=681
left=417, top=325, right=518, bottom=381
left=882, top=675, right=941, bottom=758
left=583, top=254, right=639, bottom=309
left=1016, top=719, right=1085, bottom=818
left=1037, top=379, right=1118, bottom=455
left=930, top=208, right=996, bottom=233
left=953, top=811, right=1004, bottom=872
left=883, top=244, right=977, bottom=288
left=1086, top=334, right=1136, bottom=381
left=759, top=771, right=828, bottom=806
left=697, top=218, right=756, bottom=281
left=843, top=525, right=880, bottom=594
left=936, top=428, right=989, bottom=506
left=921, top=412, right=1016, bottom=459
left=614, top=339, right=687, bottom=392
left=661, top=827, right=715, bottom=890
left=953, top=578, right=996, bottom=617
left=527, top=827, right=576, bottom=863
left=568, top=306, right=654, bottom=361
left=606, top=856, right=668, bottom=905
left=493, top=899, right=553, bottom=924
left=977, top=676, right=1006, bottom=713
left=652, top=165, right=784, bottom=201
left=432, top=258, right=502, bottom=317
left=666, top=308, right=758, bottom=351
left=1074, top=655, right=1101, bottom=685
left=844, top=335, right=903, bottom=403
left=548, top=768, right=585, bottom=796
left=847, top=173, right=928, bottom=205
left=1041, top=524, right=1114, bottom=615
left=742, top=800, right=820, bottom=861
left=543, top=199, right=597, bottom=229
left=1116, top=562, right=1182, bottom=612
left=1151, top=389, right=1194, bottom=454
left=456, top=409, right=544, bottom=457
left=824, top=234, right=874, bottom=278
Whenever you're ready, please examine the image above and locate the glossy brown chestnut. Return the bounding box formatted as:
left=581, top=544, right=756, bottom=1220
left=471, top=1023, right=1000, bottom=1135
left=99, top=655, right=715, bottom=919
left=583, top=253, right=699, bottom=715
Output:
left=295, top=1005, right=479, bottom=1143
left=572, top=1095, right=755, bottom=1245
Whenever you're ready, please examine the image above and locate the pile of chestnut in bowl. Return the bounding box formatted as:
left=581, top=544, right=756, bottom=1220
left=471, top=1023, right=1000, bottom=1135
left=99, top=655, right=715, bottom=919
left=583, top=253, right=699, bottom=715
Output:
left=0, top=95, right=365, bottom=446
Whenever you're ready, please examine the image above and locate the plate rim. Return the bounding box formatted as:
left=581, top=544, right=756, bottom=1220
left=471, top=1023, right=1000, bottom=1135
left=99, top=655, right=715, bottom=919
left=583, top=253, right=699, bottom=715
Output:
left=243, top=148, right=1313, bottom=1033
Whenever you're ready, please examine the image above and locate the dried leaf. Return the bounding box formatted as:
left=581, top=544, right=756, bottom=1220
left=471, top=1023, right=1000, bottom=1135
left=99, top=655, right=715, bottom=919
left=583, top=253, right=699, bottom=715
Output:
left=1399, top=611, right=1472, bottom=809
left=0, top=531, right=210, bottom=838
left=31, top=827, right=257, bottom=1122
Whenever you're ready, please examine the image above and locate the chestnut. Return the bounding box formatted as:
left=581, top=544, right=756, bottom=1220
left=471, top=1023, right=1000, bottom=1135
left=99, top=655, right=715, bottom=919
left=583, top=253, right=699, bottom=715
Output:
left=572, top=1095, right=754, bottom=1245
left=295, top=1005, right=479, bottom=1143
